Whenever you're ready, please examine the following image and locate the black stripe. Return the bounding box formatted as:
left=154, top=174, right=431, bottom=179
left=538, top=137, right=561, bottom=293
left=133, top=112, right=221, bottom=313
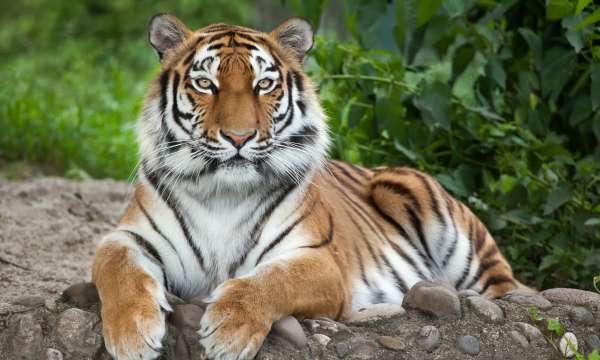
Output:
left=287, top=125, right=317, bottom=147
left=474, top=223, right=487, bottom=253
left=405, top=204, right=434, bottom=263
left=480, top=275, right=515, bottom=294
left=346, top=163, right=370, bottom=179
left=414, top=173, right=444, bottom=225
left=303, top=213, right=334, bottom=248
left=235, top=32, right=261, bottom=42
left=380, top=253, right=408, bottom=293
left=296, top=100, right=306, bottom=116
left=441, top=215, right=459, bottom=267
left=159, top=70, right=170, bottom=110
left=142, top=163, right=205, bottom=271
left=291, top=70, right=304, bottom=92
left=455, top=222, right=475, bottom=289
left=183, top=51, right=196, bottom=66
left=353, top=242, right=371, bottom=288
left=332, top=161, right=366, bottom=187
left=343, top=207, right=384, bottom=273
left=465, top=258, right=500, bottom=290
left=171, top=72, right=192, bottom=135
left=275, top=71, right=296, bottom=134
left=122, top=230, right=168, bottom=290
left=208, top=31, right=235, bottom=43
left=372, top=180, right=422, bottom=214
left=207, top=43, right=224, bottom=50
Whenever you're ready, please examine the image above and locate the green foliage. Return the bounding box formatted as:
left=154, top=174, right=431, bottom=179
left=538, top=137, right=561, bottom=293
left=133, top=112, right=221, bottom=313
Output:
left=0, top=1, right=598, bottom=289
left=298, top=0, right=600, bottom=290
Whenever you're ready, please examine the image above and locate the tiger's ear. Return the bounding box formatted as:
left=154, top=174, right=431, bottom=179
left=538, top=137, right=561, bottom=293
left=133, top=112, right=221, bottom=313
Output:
left=270, top=17, right=314, bottom=62
left=148, top=14, right=190, bottom=61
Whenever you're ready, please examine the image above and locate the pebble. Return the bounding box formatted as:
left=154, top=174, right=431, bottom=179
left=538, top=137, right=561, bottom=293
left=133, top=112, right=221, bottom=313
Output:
left=586, top=334, right=600, bottom=351
left=514, top=322, right=544, bottom=344
left=559, top=332, right=578, bottom=358
left=458, top=289, right=480, bottom=298
left=349, top=341, right=377, bottom=359
left=11, top=312, right=43, bottom=360
left=509, top=330, right=529, bottom=348
left=60, top=282, right=99, bottom=310
left=377, top=335, right=406, bottom=351
left=12, top=295, right=46, bottom=307
left=456, top=335, right=480, bottom=355
left=171, top=304, right=203, bottom=331
left=541, top=288, right=600, bottom=310
left=416, top=325, right=441, bottom=352
left=45, top=348, right=64, bottom=360
left=335, top=340, right=352, bottom=357
left=54, top=308, right=102, bottom=356
left=403, top=281, right=461, bottom=318
left=568, top=306, right=594, bottom=325
left=503, top=290, right=552, bottom=310
left=308, top=334, right=331, bottom=357
left=271, top=316, right=307, bottom=349
left=304, top=317, right=350, bottom=336
left=465, top=296, right=504, bottom=323
left=346, top=303, right=405, bottom=323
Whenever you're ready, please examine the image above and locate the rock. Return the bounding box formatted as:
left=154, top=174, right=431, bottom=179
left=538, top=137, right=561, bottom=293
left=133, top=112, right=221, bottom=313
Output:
left=271, top=316, right=307, bottom=349
left=568, top=306, right=594, bottom=325
left=335, top=340, right=352, bottom=358
left=559, top=332, right=578, bottom=358
left=10, top=312, right=43, bottom=360
left=465, top=296, right=504, bottom=323
left=349, top=340, right=377, bottom=359
left=377, top=335, right=406, bottom=351
left=456, top=335, right=480, bottom=355
left=514, top=322, right=544, bottom=344
left=458, top=289, right=480, bottom=298
left=402, top=281, right=461, bottom=318
left=308, top=333, right=331, bottom=356
left=171, top=304, right=203, bottom=330
left=12, top=295, right=46, bottom=307
left=54, top=308, right=102, bottom=356
left=541, top=288, right=600, bottom=310
left=346, top=303, right=405, bottom=323
left=60, top=282, right=99, bottom=310
left=416, top=325, right=441, bottom=352
left=503, top=289, right=552, bottom=310
left=45, top=348, right=64, bottom=360
left=586, top=334, right=600, bottom=351
left=304, top=317, right=349, bottom=337
left=509, top=330, right=529, bottom=348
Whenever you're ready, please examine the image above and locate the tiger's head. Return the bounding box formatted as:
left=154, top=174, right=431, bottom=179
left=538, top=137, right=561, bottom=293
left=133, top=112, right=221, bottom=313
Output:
left=139, top=14, right=328, bottom=193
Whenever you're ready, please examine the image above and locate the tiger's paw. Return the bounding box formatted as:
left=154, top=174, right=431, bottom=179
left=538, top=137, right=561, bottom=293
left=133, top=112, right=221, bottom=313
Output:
left=199, top=280, right=271, bottom=360
left=101, top=289, right=170, bottom=360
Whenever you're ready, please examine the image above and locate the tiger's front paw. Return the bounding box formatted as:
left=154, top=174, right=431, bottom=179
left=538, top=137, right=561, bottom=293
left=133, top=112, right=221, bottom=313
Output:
left=101, top=291, right=169, bottom=360
left=199, top=280, right=271, bottom=360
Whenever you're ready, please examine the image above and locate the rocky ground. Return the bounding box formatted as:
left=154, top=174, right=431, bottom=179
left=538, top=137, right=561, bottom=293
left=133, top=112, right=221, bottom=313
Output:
left=0, top=177, right=599, bottom=360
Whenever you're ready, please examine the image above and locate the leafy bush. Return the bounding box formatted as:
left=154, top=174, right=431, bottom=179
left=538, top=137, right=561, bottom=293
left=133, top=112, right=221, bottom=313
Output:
left=296, top=0, right=600, bottom=290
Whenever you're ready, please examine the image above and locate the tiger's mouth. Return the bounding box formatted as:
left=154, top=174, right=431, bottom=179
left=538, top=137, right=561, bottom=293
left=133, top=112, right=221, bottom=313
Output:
left=220, top=154, right=255, bottom=168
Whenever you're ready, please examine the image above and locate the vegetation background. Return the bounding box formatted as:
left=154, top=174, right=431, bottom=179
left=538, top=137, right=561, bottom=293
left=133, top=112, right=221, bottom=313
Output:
left=0, top=0, right=598, bottom=291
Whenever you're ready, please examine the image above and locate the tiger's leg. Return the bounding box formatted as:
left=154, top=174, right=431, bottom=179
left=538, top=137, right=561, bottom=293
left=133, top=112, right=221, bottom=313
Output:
left=369, top=167, right=519, bottom=298
left=199, top=251, right=349, bottom=360
left=93, top=231, right=171, bottom=360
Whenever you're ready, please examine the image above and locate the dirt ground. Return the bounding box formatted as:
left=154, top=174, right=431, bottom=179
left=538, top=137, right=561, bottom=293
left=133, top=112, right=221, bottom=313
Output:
left=0, top=176, right=131, bottom=313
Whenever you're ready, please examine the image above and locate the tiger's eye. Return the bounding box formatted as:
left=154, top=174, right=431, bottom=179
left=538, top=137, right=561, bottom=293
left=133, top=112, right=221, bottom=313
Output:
left=196, top=78, right=212, bottom=89
left=257, top=79, right=273, bottom=90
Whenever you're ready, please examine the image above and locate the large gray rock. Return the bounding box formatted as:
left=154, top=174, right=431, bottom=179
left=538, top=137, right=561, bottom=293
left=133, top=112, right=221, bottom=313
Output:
left=10, top=312, right=43, bottom=360
left=503, top=290, right=552, bottom=310
left=465, top=296, right=504, bottom=323
left=541, top=288, right=600, bottom=311
left=402, top=281, right=461, bottom=318
left=568, top=306, right=594, bottom=325
left=513, top=322, right=544, bottom=345
left=53, top=308, right=102, bottom=356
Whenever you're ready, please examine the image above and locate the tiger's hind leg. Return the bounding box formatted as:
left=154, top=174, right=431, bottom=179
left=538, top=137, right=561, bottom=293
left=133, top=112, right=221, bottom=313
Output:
left=369, top=167, right=521, bottom=298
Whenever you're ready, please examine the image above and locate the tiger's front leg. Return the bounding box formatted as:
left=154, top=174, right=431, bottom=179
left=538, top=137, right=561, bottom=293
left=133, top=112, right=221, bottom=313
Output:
left=93, top=232, right=171, bottom=360
left=199, top=251, right=349, bottom=360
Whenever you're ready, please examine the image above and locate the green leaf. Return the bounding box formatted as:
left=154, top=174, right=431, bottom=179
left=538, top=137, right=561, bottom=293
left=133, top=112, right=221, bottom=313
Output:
left=588, top=350, right=600, bottom=360
left=414, top=81, right=452, bottom=130
left=584, top=218, right=600, bottom=226
left=544, top=185, right=572, bottom=215
left=546, top=0, right=574, bottom=20
left=452, top=52, right=488, bottom=105
left=575, top=7, right=600, bottom=30
left=592, top=62, right=600, bottom=111
left=541, top=47, right=577, bottom=101
left=443, top=0, right=470, bottom=18
left=575, top=0, right=592, bottom=14
left=546, top=318, right=565, bottom=336
left=417, top=0, right=443, bottom=28
left=519, top=28, right=543, bottom=70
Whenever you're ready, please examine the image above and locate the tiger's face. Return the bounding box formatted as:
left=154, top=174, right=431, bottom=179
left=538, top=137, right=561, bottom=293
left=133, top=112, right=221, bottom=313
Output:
left=140, top=15, right=328, bottom=191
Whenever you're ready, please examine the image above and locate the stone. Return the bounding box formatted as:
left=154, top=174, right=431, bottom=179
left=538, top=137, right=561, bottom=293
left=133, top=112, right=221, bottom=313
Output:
left=514, top=322, right=544, bottom=344
left=402, top=281, right=461, bottom=318
left=54, top=308, right=102, bottom=356
left=568, top=306, right=594, bottom=325
left=45, top=348, right=64, bottom=360
left=11, top=312, right=43, bottom=360
left=171, top=304, right=203, bottom=331
left=349, top=340, right=377, bottom=360
left=456, top=335, right=480, bottom=355
left=416, top=325, right=441, bottom=352
left=465, top=296, right=504, bottom=323
left=60, top=282, right=99, bottom=310
left=559, top=332, right=578, bottom=358
left=586, top=334, right=600, bottom=351
left=308, top=333, right=331, bottom=357
left=346, top=303, right=406, bottom=323
left=335, top=340, right=352, bottom=358
left=503, top=290, right=552, bottom=310
left=377, top=335, right=406, bottom=351
left=304, top=317, right=350, bottom=337
left=458, top=289, right=480, bottom=298
left=509, top=330, right=529, bottom=348
left=541, top=288, right=600, bottom=310
left=271, top=316, right=307, bottom=349
left=12, top=295, right=46, bottom=307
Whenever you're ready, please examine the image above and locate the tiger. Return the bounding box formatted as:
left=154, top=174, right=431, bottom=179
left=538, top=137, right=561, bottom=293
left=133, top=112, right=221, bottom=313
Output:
left=91, top=14, right=524, bottom=360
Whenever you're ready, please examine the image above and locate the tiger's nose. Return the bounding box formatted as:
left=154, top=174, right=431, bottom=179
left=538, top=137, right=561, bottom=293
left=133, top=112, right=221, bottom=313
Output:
left=220, top=129, right=256, bottom=148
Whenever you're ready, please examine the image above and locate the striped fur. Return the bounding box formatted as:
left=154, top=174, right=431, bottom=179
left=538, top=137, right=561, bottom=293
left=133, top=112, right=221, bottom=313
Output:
left=92, top=15, right=523, bottom=360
